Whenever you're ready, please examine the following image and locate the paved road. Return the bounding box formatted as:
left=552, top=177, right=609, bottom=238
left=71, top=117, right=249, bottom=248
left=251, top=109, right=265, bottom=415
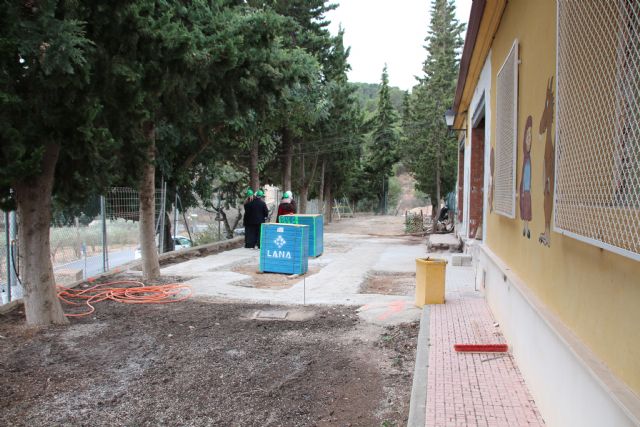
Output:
left=54, top=249, right=136, bottom=279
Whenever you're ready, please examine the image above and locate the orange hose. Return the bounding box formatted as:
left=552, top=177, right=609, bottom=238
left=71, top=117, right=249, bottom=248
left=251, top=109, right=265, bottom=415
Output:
left=57, top=280, right=192, bottom=317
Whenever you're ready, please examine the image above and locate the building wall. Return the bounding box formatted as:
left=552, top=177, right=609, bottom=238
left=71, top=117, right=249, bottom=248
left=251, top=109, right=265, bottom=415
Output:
left=484, top=0, right=640, bottom=398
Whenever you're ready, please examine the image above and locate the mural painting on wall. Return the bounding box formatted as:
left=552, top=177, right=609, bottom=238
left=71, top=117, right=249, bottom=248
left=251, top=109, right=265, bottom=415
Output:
left=519, top=116, right=533, bottom=238
left=489, top=146, right=495, bottom=213
left=539, top=77, right=555, bottom=247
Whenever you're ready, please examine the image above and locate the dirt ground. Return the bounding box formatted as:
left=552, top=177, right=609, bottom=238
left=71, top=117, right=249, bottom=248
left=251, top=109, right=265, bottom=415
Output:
left=0, top=285, right=418, bottom=427
left=360, top=271, right=416, bottom=296
left=325, top=215, right=406, bottom=236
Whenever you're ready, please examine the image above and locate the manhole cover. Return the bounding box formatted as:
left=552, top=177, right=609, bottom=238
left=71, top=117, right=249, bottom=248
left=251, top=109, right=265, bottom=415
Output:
left=254, top=310, right=289, bottom=320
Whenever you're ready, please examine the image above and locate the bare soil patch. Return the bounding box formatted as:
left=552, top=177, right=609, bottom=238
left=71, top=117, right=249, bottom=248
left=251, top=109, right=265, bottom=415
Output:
left=360, top=271, right=416, bottom=296
left=0, top=297, right=418, bottom=426
left=325, top=215, right=405, bottom=236
left=230, top=264, right=323, bottom=290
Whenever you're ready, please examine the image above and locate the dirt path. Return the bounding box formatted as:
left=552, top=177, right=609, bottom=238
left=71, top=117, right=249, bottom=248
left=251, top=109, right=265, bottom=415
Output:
left=0, top=299, right=417, bottom=427
left=324, top=214, right=405, bottom=236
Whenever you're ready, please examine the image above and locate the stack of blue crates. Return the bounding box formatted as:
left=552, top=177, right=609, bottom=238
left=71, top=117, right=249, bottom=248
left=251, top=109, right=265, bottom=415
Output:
left=279, top=214, right=323, bottom=257
left=259, top=223, right=309, bottom=274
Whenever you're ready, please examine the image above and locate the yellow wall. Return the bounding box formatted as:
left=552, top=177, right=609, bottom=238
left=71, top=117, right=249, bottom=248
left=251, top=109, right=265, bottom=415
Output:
left=484, top=0, right=640, bottom=395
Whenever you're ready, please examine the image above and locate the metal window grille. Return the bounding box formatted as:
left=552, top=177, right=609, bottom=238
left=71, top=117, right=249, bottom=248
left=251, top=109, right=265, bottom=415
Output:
left=555, top=0, right=640, bottom=260
left=494, top=40, right=519, bottom=218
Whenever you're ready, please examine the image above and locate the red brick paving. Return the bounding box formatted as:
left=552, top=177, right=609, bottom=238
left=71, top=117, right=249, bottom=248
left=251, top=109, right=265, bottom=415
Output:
left=425, top=293, right=545, bottom=426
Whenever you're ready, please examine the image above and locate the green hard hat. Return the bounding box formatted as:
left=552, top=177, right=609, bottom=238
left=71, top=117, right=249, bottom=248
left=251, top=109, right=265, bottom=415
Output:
left=256, top=189, right=265, bottom=197
left=246, top=188, right=254, bottom=196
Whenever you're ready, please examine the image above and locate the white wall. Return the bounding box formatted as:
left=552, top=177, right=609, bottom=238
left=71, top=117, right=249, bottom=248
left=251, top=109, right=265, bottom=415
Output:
left=473, top=244, right=640, bottom=427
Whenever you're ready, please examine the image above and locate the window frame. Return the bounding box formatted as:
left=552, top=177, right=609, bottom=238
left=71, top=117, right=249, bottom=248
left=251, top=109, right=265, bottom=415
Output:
left=493, top=39, right=519, bottom=218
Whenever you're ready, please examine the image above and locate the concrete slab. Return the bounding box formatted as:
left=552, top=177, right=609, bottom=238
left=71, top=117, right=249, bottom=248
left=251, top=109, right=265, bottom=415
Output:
left=451, top=254, right=473, bottom=266
left=159, top=224, right=428, bottom=325
left=372, top=243, right=427, bottom=273
left=254, top=309, right=288, bottom=320
left=161, top=248, right=257, bottom=275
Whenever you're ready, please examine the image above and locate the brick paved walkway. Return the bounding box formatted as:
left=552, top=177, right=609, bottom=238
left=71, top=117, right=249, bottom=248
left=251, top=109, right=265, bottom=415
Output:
left=425, top=265, right=545, bottom=426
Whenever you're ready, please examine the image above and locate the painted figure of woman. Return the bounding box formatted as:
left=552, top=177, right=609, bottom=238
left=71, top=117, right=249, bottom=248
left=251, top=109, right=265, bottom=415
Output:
left=519, top=116, right=533, bottom=238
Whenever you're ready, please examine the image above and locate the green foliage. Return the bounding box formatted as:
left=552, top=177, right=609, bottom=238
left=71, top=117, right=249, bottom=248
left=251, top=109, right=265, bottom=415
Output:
left=401, top=0, right=464, bottom=206
left=365, top=65, right=401, bottom=213
left=350, top=82, right=405, bottom=115
left=0, top=1, right=118, bottom=210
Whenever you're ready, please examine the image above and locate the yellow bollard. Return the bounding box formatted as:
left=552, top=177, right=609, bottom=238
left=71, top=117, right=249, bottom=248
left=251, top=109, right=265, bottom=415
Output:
left=415, top=258, right=447, bottom=307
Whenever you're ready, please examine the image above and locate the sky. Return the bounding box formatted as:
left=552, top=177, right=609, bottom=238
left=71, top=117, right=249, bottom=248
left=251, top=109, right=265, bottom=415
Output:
left=326, top=0, right=473, bottom=91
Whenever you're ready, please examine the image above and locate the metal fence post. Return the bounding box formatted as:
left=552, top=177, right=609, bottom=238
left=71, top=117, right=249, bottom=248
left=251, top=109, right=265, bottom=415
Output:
left=101, top=195, right=108, bottom=272
left=5, top=210, right=11, bottom=302
left=173, top=188, right=178, bottom=246
left=9, top=211, right=18, bottom=298
left=159, top=180, right=167, bottom=254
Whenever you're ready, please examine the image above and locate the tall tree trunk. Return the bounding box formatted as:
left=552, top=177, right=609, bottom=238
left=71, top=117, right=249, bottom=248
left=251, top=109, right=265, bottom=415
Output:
left=281, top=128, right=293, bottom=192
left=318, top=158, right=326, bottom=213
left=15, top=143, right=68, bottom=325
left=433, top=153, right=442, bottom=234
left=140, top=122, right=161, bottom=280
left=163, top=211, right=174, bottom=253
left=324, top=174, right=332, bottom=224
left=298, top=151, right=318, bottom=215
left=249, top=139, right=260, bottom=190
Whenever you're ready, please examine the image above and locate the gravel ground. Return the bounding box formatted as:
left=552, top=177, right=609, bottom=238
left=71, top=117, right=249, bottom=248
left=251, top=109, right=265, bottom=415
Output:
left=0, top=294, right=418, bottom=427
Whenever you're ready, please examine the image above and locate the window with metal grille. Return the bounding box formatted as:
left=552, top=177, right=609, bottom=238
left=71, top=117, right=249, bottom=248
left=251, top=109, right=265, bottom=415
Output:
left=494, top=40, right=519, bottom=218
left=555, top=0, right=640, bottom=260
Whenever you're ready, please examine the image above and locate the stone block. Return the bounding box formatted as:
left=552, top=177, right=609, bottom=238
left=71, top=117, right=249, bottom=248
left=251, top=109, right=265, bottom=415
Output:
left=451, top=254, right=472, bottom=267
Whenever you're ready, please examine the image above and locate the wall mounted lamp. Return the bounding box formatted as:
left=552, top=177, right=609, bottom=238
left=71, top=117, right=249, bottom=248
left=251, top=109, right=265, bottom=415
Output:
left=444, top=109, right=467, bottom=135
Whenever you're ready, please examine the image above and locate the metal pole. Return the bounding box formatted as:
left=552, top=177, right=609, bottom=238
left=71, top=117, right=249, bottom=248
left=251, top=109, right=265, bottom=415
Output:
left=159, top=179, right=167, bottom=254
left=217, top=193, right=221, bottom=240
left=9, top=210, right=17, bottom=299
left=5, top=210, right=11, bottom=302
left=83, top=242, right=87, bottom=280
left=101, top=196, right=108, bottom=272
left=173, top=188, right=178, bottom=243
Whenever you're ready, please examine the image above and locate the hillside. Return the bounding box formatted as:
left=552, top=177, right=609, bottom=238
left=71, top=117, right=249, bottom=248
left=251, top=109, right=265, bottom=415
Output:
left=350, top=82, right=406, bottom=114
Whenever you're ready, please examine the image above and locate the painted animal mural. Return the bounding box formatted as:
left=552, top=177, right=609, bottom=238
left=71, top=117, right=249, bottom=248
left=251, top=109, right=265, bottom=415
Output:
left=519, top=116, right=533, bottom=238
left=539, top=77, right=555, bottom=246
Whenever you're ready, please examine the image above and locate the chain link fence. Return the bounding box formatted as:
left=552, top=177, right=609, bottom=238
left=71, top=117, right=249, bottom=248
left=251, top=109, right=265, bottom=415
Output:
left=1, top=187, right=240, bottom=304
left=1, top=210, right=22, bottom=304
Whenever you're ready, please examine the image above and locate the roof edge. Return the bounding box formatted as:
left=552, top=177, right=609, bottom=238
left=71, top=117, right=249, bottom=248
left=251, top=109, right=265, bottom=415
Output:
left=453, top=0, right=486, bottom=114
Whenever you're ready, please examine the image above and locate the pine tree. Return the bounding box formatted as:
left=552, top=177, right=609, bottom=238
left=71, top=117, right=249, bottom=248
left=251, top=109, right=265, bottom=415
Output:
left=402, top=0, right=464, bottom=217
left=367, top=65, right=400, bottom=214
left=0, top=1, right=121, bottom=325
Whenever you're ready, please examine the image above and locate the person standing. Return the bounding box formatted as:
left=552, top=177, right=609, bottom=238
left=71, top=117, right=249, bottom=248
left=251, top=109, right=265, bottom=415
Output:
left=276, top=190, right=297, bottom=222
left=245, top=189, right=269, bottom=248
left=253, top=190, right=269, bottom=248
left=243, top=188, right=255, bottom=248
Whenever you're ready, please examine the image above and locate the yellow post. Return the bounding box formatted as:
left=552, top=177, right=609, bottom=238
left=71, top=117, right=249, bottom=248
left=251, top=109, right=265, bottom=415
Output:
left=415, top=258, right=447, bottom=306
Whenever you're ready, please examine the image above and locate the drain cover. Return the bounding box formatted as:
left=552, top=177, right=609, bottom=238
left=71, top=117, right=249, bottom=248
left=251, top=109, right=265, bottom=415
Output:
left=254, top=310, right=288, bottom=320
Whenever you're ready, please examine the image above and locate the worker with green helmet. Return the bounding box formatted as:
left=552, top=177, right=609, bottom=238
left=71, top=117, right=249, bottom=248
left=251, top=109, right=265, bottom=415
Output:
left=243, top=188, right=255, bottom=248
left=276, top=190, right=296, bottom=222
left=244, top=188, right=269, bottom=248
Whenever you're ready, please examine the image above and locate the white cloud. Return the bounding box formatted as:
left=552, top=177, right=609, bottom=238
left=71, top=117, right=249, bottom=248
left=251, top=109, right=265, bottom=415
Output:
left=326, top=0, right=472, bottom=91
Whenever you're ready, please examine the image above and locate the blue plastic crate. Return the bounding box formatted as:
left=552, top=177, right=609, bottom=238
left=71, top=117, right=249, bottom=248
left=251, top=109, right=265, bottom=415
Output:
left=279, top=214, right=323, bottom=257
left=259, top=223, right=309, bottom=274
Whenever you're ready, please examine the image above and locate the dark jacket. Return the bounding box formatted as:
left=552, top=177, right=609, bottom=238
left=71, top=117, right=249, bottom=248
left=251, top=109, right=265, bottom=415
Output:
left=276, top=200, right=297, bottom=222
left=244, top=198, right=269, bottom=225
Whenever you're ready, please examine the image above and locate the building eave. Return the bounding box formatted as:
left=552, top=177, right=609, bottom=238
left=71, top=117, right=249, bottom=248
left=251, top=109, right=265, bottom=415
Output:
left=453, top=0, right=507, bottom=129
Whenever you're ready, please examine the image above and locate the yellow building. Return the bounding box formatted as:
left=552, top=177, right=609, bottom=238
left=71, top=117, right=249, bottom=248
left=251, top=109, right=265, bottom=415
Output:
left=452, top=0, right=640, bottom=425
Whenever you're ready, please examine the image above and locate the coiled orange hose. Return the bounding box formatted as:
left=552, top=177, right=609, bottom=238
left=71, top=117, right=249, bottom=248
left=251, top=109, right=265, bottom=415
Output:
left=57, top=280, right=192, bottom=317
